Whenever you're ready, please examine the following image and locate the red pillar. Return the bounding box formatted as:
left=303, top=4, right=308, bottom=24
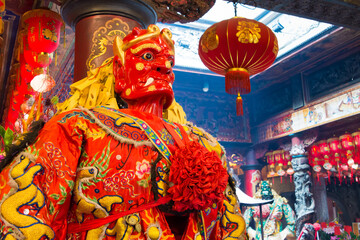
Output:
left=61, top=0, right=157, bottom=82
left=242, top=149, right=263, bottom=197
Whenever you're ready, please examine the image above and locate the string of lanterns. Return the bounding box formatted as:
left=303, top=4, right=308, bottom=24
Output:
left=308, top=132, right=360, bottom=184
left=5, top=8, right=64, bottom=132
left=265, top=150, right=294, bottom=183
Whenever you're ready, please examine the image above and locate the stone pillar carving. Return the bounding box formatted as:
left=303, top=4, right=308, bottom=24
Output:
left=290, top=137, right=315, bottom=237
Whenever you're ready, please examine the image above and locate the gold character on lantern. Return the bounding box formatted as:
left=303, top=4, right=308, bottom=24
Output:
left=236, top=20, right=261, bottom=44
left=200, top=26, right=219, bottom=53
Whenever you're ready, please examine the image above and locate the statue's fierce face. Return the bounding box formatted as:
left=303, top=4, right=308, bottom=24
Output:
left=113, top=25, right=175, bottom=109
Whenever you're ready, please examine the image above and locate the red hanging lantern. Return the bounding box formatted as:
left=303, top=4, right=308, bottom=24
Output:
left=309, top=143, right=323, bottom=182
left=22, top=9, right=64, bottom=54
left=22, top=32, right=52, bottom=70
left=198, top=17, right=278, bottom=115
left=20, top=62, right=34, bottom=83
left=351, top=132, right=360, bottom=169
left=265, top=152, right=276, bottom=177
left=340, top=133, right=356, bottom=182
left=284, top=151, right=294, bottom=182
left=328, top=137, right=343, bottom=165
left=340, top=133, right=355, bottom=165
left=317, top=140, right=333, bottom=171
left=273, top=150, right=285, bottom=176
left=319, top=140, right=336, bottom=183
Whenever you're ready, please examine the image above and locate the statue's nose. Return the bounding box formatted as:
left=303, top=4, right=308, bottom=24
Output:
left=152, top=59, right=172, bottom=74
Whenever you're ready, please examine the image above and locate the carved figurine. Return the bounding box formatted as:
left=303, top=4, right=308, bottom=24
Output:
left=243, top=181, right=296, bottom=240
left=0, top=25, right=246, bottom=240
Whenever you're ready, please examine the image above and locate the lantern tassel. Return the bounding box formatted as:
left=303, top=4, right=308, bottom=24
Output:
left=290, top=175, right=292, bottom=183
left=236, top=93, right=243, bottom=116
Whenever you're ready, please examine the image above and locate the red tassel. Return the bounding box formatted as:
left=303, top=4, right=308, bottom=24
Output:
left=236, top=93, right=243, bottom=116
left=225, top=68, right=250, bottom=95
left=317, top=173, right=319, bottom=183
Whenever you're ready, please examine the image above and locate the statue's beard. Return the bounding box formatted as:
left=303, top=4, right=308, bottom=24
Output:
left=115, top=92, right=128, bottom=109
left=262, top=195, right=273, bottom=200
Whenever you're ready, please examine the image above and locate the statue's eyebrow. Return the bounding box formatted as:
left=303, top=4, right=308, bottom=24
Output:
left=130, top=43, right=162, bottom=54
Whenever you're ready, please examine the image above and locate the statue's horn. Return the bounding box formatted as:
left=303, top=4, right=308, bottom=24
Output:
left=113, top=36, right=125, bottom=65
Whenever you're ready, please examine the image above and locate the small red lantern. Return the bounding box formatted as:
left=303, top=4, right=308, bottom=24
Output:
left=309, top=143, right=323, bottom=182
left=328, top=137, right=343, bottom=165
left=20, top=62, right=34, bottom=83
left=199, top=17, right=278, bottom=115
left=284, top=151, right=294, bottom=182
left=309, top=144, right=322, bottom=171
left=273, top=150, right=285, bottom=176
left=340, top=133, right=355, bottom=164
left=22, top=32, right=52, bottom=70
left=352, top=132, right=360, bottom=169
left=22, top=9, right=64, bottom=54
left=265, top=152, right=275, bottom=177
left=318, top=140, right=333, bottom=171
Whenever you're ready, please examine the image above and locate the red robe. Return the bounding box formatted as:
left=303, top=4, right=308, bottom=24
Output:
left=0, top=106, right=245, bottom=240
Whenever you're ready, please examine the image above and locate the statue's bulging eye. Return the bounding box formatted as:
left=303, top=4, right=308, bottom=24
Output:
left=142, top=52, right=153, bottom=61
left=169, top=60, right=174, bottom=67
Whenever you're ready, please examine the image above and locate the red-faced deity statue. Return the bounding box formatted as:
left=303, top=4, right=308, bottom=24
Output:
left=113, top=25, right=175, bottom=112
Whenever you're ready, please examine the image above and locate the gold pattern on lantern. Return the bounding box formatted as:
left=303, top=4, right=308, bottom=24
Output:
left=273, top=39, right=279, bottom=55
left=200, top=26, right=219, bottom=53
left=42, top=28, right=57, bottom=42
left=148, top=85, right=156, bottom=91
left=236, top=21, right=261, bottom=44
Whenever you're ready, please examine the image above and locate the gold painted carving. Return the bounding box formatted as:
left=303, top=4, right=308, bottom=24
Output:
left=200, top=26, right=219, bottom=53
left=136, top=63, right=144, bottom=71
left=86, top=18, right=131, bottom=70
left=236, top=21, right=261, bottom=44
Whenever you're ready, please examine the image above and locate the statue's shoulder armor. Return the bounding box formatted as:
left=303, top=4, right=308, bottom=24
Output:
left=84, top=106, right=150, bottom=145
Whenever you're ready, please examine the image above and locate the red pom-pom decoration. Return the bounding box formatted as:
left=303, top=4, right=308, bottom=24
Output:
left=168, top=141, right=228, bottom=212
left=313, top=223, right=321, bottom=231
